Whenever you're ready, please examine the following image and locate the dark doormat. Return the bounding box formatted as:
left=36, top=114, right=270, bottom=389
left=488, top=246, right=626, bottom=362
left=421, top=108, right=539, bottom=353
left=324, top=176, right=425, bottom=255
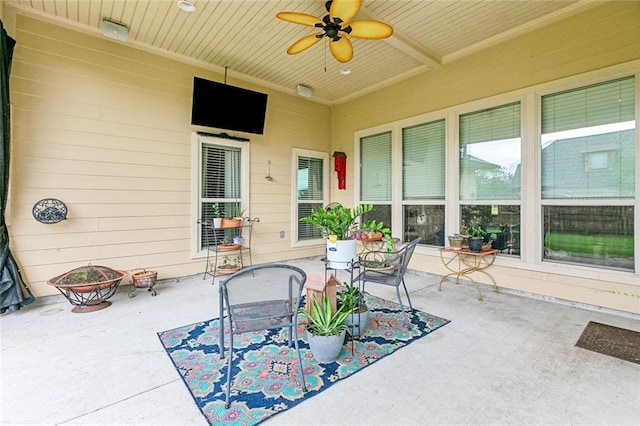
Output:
left=575, top=321, right=640, bottom=365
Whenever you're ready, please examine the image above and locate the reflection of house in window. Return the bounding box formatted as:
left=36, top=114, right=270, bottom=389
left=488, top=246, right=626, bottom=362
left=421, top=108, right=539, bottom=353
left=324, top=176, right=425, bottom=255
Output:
left=584, top=151, right=610, bottom=171
left=541, top=129, right=634, bottom=199
left=460, top=152, right=509, bottom=199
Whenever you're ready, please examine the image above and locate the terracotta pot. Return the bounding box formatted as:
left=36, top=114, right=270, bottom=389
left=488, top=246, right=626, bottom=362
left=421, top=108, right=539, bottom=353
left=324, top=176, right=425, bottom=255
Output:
left=221, top=218, right=242, bottom=228
left=217, top=266, right=241, bottom=275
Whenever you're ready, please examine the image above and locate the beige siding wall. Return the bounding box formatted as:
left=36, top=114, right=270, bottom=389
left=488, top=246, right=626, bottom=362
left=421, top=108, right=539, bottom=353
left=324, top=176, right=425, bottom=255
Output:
left=332, top=1, right=640, bottom=314
left=5, top=10, right=330, bottom=296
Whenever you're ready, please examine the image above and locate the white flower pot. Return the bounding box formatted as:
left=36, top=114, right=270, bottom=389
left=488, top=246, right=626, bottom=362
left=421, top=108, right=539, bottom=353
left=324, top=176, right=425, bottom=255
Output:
left=326, top=239, right=357, bottom=269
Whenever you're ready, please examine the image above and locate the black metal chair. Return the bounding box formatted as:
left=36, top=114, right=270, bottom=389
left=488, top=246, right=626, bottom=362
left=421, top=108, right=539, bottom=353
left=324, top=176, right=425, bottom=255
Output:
left=218, top=263, right=308, bottom=409
left=353, top=237, right=421, bottom=326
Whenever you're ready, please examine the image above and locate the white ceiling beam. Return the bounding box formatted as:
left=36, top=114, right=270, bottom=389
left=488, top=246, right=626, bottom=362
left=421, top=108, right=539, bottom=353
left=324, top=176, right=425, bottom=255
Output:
left=357, top=6, right=441, bottom=69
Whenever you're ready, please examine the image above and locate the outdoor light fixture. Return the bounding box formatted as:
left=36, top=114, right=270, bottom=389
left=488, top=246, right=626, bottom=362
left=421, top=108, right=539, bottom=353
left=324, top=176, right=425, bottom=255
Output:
left=101, top=19, right=128, bottom=42
left=177, top=1, right=196, bottom=12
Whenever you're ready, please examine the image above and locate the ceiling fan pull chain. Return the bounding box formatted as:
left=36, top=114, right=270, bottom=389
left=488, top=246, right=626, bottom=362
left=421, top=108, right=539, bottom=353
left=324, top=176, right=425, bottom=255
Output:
left=324, top=39, right=327, bottom=72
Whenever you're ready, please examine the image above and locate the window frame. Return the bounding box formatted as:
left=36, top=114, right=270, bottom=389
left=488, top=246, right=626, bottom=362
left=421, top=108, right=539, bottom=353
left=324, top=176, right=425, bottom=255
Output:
left=291, top=148, right=329, bottom=247
left=191, top=133, right=250, bottom=257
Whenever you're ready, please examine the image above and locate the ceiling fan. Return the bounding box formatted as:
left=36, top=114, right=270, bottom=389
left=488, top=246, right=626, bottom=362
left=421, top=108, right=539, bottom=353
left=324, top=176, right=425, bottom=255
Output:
left=276, top=0, right=393, bottom=63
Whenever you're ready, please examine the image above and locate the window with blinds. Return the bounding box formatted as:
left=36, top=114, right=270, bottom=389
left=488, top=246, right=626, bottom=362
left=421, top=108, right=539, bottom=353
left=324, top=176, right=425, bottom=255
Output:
left=297, top=155, right=325, bottom=241
left=403, top=119, right=445, bottom=199
left=459, top=102, right=521, bottom=200
left=541, top=76, right=635, bottom=199
left=200, top=142, right=244, bottom=249
left=360, top=131, right=392, bottom=202
left=541, top=76, right=635, bottom=271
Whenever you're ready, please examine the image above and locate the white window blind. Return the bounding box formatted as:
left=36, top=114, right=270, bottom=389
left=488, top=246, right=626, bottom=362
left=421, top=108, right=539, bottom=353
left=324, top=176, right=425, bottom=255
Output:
left=460, top=102, right=521, bottom=145
left=542, top=76, right=635, bottom=133
left=360, top=131, right=392, bottom=201
left=202, top=144, right=242, bottom=199
left=403, top=119, right=445, bottom=199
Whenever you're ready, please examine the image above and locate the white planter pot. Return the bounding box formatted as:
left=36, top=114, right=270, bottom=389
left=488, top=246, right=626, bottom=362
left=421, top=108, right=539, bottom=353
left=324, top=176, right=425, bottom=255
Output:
left=326, top=239, right=357, bottom=269
left=212, top=218, right=223, bottom=228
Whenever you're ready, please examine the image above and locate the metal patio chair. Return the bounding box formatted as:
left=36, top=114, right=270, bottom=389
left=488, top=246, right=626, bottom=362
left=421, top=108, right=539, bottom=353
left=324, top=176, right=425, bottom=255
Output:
left=353, top=237, right=421, bottom=327
left=218, top=263, right=308, bottom=409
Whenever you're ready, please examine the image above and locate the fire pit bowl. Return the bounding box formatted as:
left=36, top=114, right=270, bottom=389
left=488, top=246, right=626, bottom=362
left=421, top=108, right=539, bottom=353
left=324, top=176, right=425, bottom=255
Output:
left=47, top=265, right=129, bottom=313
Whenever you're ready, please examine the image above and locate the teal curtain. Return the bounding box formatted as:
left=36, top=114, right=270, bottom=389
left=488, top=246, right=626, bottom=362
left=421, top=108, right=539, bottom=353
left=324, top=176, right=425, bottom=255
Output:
left=0, top=20, right=35, bottom=314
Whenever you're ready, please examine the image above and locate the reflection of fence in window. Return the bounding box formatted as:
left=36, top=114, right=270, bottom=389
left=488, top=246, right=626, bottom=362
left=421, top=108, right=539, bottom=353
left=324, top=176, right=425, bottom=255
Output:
left=543, top=206, right=634, bottom=271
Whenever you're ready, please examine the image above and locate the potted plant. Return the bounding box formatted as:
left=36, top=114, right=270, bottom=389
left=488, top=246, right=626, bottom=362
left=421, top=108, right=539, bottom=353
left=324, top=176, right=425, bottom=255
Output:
left=216, top=256, right=241, bottom=274
left=221, top=203, right=243, bottom=228
left=232, top=203, right=246, bottom=220
left=447, top=233, right=464, bottom=249
left=299, top=203, right=392, bottom=269
left=466, top=224, right=486, bottom=252
left=337, top=283, right=369, bottom=337
left=300, top=293, right=352, bottom=363
left=211, top=203, right=223, bottom=228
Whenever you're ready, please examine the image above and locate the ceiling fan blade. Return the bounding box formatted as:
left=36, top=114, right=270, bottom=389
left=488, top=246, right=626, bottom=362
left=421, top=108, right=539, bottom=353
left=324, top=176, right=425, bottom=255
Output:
left=329, top=0, right=362, bottom=24
left=287, top=33, right=323, bottom=55
left=329, top=36, right=353, bottom=63
left=276, top=12, right=322, bottom=26
left=348, top=20, right=393, bottom=39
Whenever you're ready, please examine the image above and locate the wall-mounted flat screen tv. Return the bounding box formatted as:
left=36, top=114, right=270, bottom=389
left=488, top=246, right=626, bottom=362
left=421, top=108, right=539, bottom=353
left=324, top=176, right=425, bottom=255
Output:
left=191, top=76, right=268, bottom=135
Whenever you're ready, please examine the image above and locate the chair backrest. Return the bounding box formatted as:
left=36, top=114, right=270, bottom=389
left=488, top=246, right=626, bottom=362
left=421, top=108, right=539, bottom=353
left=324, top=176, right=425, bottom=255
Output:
left=359, top=237, right=421, bottom=285
left=396, top=237, right=421, bottom=278
left=220, top=264, right=307, bottom=334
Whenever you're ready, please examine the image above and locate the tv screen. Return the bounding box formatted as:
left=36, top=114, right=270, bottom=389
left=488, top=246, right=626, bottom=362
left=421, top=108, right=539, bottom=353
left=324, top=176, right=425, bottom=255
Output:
left=191, top=77, right=268, bottom=135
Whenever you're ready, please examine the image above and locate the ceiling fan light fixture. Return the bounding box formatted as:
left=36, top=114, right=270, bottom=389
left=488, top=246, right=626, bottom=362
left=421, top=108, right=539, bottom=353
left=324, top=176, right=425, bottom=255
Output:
left=277, top=0, right=392, bottom=63
left=177, top=1, right=196, bottom=13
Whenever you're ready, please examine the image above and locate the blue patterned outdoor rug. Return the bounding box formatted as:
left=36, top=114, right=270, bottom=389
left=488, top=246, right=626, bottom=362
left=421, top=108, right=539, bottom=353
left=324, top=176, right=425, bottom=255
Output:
left=157, top=294, right=450, bottom=425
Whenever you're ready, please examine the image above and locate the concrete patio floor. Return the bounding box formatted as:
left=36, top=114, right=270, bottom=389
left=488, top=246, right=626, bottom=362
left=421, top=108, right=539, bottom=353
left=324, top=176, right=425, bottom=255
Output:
left=1, top=256, right=639, bottom=425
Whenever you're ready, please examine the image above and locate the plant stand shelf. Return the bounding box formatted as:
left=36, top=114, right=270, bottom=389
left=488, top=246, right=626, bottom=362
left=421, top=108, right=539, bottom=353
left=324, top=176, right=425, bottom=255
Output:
left=200, top=217, right=259, bottom=283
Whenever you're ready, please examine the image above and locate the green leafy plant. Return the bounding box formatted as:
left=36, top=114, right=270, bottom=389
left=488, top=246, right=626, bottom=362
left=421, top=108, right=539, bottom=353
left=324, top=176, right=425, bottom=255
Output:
left=299, top=203, right=393, bottom=250
left=232, top=203, right=246, bottom=218
left=466, top=224, right=486, bottom=238
left=300, top=293, right=351, bottom=336
left=337, top=284, right=366, bottom=313
left=211, top=203, right=222, bottom=218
